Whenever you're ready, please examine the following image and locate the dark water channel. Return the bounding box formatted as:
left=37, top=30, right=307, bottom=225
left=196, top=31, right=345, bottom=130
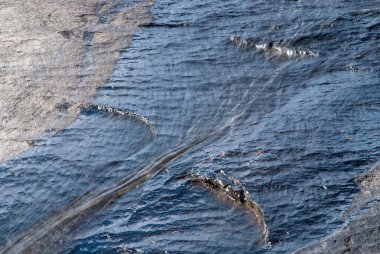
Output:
left=1, top=0, right=380, bottom=253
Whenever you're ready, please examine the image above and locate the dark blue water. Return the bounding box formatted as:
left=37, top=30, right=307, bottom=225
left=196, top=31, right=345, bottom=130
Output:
left=1, top=0, right=380, bottom=253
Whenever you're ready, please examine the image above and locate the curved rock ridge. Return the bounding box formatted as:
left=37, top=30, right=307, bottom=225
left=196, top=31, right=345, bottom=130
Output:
left=0, top=0, right=155, bottom=163
left=230, top=36, right=319, bottom=57
left=189, top=169, right=269, bottom=245
left=81, top=104, right=157, bottom=139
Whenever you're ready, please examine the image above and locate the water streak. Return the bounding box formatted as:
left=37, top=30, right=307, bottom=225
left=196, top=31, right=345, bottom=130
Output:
left=1, top=137, right=202, bottom=254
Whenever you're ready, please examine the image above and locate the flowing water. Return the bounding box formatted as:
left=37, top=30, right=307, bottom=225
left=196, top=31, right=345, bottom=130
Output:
left=1, top=0, right=380, bottom=253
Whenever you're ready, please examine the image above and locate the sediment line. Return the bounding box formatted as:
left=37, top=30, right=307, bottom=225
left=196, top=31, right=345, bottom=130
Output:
left=81, top=104, right=156, bottom=139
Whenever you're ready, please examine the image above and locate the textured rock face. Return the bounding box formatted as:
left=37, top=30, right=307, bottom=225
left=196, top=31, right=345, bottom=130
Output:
left=295, top=164, right=380, bottom=254
left=0, top=0, right=154, bottom=162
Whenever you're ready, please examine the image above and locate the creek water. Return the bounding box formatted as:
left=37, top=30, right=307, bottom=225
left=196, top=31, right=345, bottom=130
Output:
left=1, top=0, right=380, bottom=253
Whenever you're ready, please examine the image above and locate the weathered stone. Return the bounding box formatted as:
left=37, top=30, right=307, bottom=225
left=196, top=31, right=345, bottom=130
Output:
left=0, top=0, right=154, bottom=162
